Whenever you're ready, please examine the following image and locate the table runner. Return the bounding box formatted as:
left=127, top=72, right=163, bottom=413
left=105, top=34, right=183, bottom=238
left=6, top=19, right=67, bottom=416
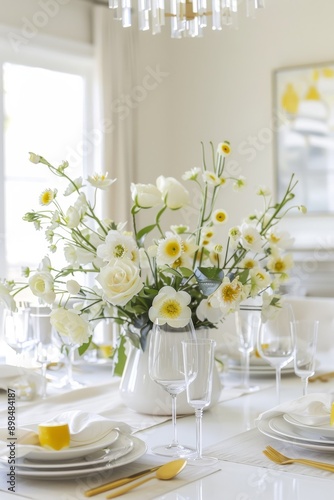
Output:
left=206, top=427, right=334, bottom=480
left=0, top=452, right=221, bottom=499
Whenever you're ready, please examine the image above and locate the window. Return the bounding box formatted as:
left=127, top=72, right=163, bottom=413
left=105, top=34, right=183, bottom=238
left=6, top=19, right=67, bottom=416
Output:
left=0, top=41, right=94, bottom=285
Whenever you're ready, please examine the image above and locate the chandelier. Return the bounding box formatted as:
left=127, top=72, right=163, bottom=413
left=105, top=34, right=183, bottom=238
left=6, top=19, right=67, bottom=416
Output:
left=108, top=0, right=265, bottom=38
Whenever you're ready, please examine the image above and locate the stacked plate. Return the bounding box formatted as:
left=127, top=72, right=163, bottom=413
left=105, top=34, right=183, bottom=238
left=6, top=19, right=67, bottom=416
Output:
left=0, top=429, right=146, bottom=479
left=228, top=357, right=294, bottom=376
left=257, top=413, right=334, bottom=452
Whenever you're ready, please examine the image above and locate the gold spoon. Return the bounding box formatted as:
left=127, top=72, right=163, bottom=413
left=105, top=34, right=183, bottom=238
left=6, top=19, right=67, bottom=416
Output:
left=105, top=459, right=187, bottom=499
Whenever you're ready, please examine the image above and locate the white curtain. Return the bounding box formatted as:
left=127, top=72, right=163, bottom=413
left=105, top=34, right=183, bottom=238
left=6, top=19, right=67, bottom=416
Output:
left=93, top=5, right=138, bottom=224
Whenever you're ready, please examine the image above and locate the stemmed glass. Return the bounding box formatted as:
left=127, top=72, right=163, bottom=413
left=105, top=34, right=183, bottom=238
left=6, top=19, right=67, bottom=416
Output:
left=291, top=319, right=319, bottom=396
left=235, top=304, right=261, bottom=392
left=31, top=307, right=61, bottom=398
left=4, top=305, right=36, bottom=365
left=148, top=319, right=196, bottom=457
left=182, top=338, right=218, bottom=466
left=257, top=302, right=295, bottom=404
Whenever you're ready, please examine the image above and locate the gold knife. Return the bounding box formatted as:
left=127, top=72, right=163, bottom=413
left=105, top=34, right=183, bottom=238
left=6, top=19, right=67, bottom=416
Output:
left=84, top=465, right=161, bottom=497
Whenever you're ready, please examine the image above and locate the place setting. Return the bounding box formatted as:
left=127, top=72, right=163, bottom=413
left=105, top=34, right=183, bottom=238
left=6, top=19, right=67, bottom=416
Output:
left=256, top=392, right=334, bottom=453
left=0, top=410, right=146, bottom=480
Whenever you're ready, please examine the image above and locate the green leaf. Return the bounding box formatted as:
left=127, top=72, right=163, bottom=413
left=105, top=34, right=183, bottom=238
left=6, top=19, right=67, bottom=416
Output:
left=78, top=336, right=92, bottom=356
left=136, top=224, right=157, bottom=243
left=114, top=335, right=127, bottom=376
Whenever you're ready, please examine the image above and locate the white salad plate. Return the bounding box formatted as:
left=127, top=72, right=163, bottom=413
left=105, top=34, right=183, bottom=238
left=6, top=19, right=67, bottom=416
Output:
left=9, top=435, right=146, bottom=479
left=283, top=414, right=334, bottom=439
left=2, top=426, right=119, bottom=462
left=14, top=434, right=134, bottom=470
left=269, top=416, right=334, bottom=444
left=257, top=416, right=334, bottom=452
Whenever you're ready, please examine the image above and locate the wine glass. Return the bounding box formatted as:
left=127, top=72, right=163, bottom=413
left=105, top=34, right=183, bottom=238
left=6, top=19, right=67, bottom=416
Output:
left=235, top=304, right=261, bottom=392
left=148, top=319, right=196, bottom=457
left=257, top=302, right=295, bottom=404
left=291, top=319, right=319, bottom=396
left=182, top=338, right=218, bottom=466
left=4, top=305, right=36, bottom=366
left=31, top=306, right=61, bottom=398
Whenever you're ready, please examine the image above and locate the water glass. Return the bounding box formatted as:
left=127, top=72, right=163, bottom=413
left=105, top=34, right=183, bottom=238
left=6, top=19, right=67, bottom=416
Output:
left=257, top=302, right=295, bottom=403
left=182, top=338, right=218, bottom=466
left=235, top=305, right=261, bottom=392
left=291, top=319, right=319, bottom=396
left=4, top=306, right=35, bottom=364
left=148, top=319, right=196, bottom=457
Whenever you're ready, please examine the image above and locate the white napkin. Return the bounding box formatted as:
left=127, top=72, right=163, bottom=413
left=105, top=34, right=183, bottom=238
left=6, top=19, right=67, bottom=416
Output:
left=0, top=364, right=43, bottom=397
left=256, top=392, right=333, bottom=426
left=0, top=410, right=132, bottom=458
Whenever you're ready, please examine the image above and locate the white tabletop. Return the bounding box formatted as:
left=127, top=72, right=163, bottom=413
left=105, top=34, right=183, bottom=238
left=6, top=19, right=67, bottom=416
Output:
left=1, top=349, right=334, bottom=500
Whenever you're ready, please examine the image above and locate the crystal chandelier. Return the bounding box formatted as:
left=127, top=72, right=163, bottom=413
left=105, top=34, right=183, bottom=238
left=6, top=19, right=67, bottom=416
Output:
left=108, top=0, right=265, bottom=38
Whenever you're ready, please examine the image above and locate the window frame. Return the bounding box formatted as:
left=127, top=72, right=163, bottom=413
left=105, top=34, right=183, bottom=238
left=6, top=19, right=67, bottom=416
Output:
left=0, top=31, right=95, bottom=279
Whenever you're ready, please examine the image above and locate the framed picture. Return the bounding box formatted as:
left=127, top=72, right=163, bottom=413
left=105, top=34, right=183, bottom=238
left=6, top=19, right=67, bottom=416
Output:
left=273, top=62, right=334, bottom=214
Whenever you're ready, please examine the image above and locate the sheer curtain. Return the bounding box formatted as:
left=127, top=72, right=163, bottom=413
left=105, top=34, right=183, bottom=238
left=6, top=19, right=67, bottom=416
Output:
left=93, top=5, right=138, bottom=223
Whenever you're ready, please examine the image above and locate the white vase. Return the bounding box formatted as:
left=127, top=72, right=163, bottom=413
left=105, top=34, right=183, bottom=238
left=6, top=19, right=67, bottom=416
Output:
left=119, top=331, right=222, bottom=415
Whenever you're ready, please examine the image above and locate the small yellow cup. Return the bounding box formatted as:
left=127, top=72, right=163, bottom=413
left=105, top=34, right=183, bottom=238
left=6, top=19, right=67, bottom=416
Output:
left=38, top=422, right=70, bottom=450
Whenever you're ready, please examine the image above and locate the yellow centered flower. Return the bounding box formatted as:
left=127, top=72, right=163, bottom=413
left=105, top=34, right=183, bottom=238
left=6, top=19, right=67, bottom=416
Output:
left=165, top=241, right=182, bottom=257
left=220, top=142, right=231, bottom=155
left=214, top=211, right=227, bottom=223
left=245, top=234, right=255, bottom=245
left=114, top=244, right=126, bottom=258
left=219, top=177, right=227, bottom=185
left=273, top=260, right=284, bottom=272
left=244, top=259, right=255, bottom=269
left=40, top=189, right=54, bottom=206
left=160, top=299, right=182, bottom=318
left=221, top=283, right=241, bottom=303
left=269, top=234, right=280, bottom=244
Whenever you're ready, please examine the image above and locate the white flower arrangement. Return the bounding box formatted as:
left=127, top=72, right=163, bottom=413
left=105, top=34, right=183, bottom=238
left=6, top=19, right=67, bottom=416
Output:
left=0, top=142, right=305, bottom=354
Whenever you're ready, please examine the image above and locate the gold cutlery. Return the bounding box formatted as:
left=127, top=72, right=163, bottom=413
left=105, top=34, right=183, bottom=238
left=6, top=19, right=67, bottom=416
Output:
left=84, top=459, right=184, bottom=497
left=263, top=445, right=334, bottom=472
left=309, top=371, right=334, bottom=383
left=105, top=459, right=187, bottom=499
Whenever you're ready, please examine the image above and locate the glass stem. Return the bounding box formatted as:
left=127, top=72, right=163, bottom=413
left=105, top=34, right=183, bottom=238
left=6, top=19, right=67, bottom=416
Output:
left=302, top=377, right=308, bottom=396
left=195, top=408, right=203, bottom=459
left=275, top=367, right=282, bottom=404
left=242, top=349, right=250, bottom=390
left=41, top=360, right=47, bottom=399
left=66, top=346, right=74, bottom=384
left=170, top=394, right=179, bottom=447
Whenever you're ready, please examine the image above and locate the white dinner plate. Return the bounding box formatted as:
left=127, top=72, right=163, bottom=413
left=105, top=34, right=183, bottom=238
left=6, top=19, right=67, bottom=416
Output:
left=13, top=433, right=134, bottom=470
left=283, top=413, right=334, bottom=439
left=11, top=435, right=147, bottom=479
left=257, top=417, right=334, bottom=452
left=269, top=416, right=334, bottom=444
left=8, top=426, right=119, bottom=461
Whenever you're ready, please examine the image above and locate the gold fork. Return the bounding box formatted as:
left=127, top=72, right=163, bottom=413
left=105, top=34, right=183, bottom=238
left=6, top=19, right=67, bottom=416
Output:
left=263, top=445, right=334, bottom=473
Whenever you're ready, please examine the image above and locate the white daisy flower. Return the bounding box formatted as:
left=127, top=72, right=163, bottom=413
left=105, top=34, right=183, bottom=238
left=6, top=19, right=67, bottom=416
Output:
left=148, top=286, right=191, bottom=328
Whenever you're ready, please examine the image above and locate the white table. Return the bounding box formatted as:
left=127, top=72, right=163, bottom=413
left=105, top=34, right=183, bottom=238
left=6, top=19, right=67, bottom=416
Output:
left=1, top=352, right=334, bottom=500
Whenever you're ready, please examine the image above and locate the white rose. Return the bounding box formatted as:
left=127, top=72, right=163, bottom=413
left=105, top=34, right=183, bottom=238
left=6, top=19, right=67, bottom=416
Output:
left=28, top=271, right=55, bottom=303
left=50, top=308, right=91, bottom=345
left=96, top=258, right=144, bottom=307
left=156, top=176, right=189, bottom=209
left=131, top=182, right=162, bottom=208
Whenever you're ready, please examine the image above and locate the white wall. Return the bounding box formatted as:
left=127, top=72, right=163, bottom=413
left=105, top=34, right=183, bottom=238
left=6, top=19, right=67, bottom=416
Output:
left=0, top=0, right=93, bottom=46
left=134, top=0, right=334, bottom=221
left=1, top=0, right=334, bottom=294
